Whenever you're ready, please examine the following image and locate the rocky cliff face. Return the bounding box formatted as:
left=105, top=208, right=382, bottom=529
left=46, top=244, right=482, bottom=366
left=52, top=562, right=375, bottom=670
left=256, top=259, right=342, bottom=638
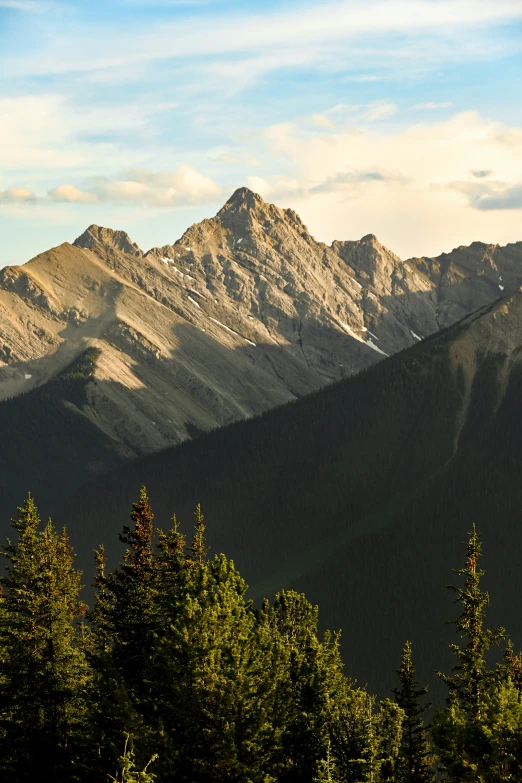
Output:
left=1, top=186, right=521, bottom=460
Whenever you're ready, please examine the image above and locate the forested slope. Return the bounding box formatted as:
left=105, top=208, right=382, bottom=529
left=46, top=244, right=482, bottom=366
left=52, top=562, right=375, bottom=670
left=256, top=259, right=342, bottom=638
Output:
left=45, top=292, right=522, bottom=698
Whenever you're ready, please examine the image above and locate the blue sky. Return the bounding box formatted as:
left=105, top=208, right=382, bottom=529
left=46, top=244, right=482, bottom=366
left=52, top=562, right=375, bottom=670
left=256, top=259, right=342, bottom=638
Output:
left=1, top=0, right=522, bottom=265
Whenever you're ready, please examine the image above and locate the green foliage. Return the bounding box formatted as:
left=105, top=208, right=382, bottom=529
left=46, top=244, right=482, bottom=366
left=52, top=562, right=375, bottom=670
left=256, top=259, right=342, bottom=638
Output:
left=392, top=642, right=434, bottom=783
left=437, top=525, right=505, bottom=718
left=329, top=687, right=404, bottom=782
left=0, top=495, right=91, bottom=782
left=5, top=487, right=522, bottom=782
left=432, top=525, right=521, bottom=781
left=108, top=734, right=158, bottom=782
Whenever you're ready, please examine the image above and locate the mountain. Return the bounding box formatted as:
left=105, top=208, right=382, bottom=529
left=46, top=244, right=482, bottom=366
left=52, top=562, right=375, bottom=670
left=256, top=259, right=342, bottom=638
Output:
left=52, top=288, right=522, bottom=700
left=3, top=188, right=522, bottom=560
left=3, top=188, right=522, bottom=471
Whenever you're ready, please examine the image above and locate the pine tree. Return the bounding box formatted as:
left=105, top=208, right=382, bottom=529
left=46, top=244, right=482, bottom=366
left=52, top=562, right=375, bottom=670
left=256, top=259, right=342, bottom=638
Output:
left=152, top=552, right=281, bottom=782
left=392, top=642, right=434, bottom=783
left=0, top=495, right=91, bottom=782
left=437, top=524, right=505, bottom=719
left=433, top=525, right=506, bottom=780
left=497, top=640, right=522, bottom=693
left=329, top=688, right=404, bottom=783
left=105, top=486, right=159, bottom=696
left=189, top=503, right=209, bottom=564
left=260, top=590, right=346, bottom=783
left=86, top=545, right=142, bottom=776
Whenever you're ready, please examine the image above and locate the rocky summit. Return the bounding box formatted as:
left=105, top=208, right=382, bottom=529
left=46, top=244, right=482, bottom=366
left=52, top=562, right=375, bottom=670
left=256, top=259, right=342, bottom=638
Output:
left=1, top=186, right=522, bottom=461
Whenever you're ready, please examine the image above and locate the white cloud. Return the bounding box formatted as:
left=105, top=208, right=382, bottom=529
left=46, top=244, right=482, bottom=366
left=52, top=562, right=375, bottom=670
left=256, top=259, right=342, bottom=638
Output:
left=0, top=0, right=51, bottom=10
left=48, top=184, right=98, bottom=204
left=245, top=110, right=522, bottom=257
left=411, top=101, right=453, bottom=110
left=324, top=101, right=399, bottom=124
left=447, top=179, right=522, bottom=211
left=0, top=188, right=37, bottom=202
left=8, top=0, right=522, bottom=77
left=123, top=165, right=221, bottom=198
left=43, top=165, right=221, bottom=207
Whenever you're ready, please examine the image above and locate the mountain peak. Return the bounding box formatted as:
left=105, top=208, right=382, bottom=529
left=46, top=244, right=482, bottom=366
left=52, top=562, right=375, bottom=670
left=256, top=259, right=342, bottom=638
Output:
left=225, top=187, right=266, bottom=210
left=73, top=225, right=143, bottom=257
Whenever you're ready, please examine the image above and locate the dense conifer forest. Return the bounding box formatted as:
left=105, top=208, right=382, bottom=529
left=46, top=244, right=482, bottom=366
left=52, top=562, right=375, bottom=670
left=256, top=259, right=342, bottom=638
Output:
left=1, top=488, right=522, bottom=781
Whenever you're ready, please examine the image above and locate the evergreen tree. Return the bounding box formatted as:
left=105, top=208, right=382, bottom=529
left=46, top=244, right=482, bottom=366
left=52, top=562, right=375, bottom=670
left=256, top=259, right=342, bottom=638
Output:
left=433, top=525, right=506, bottom=780
left=152, top=552, right=281, bottom=782
left=437, top=525, right=505, bottom=719
left=86, top=545, right=143, bottom=775
left=329, top=687, right=404, bottom=783
left=0, top=495, right=91, bottom=782
left=392, top=641, right=434, bottom=782
left=103, top=486, right=159, bottom=697
left=497, top=640, right=522, bottom=693
left=189, top=503, right=209, bottom=564
left=261, top=591, right=346, bottom=783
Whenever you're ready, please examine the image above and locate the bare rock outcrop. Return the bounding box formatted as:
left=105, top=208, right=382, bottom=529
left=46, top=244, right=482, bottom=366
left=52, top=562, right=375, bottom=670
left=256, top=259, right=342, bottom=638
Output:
left=1, top=187, right=522, bottom=461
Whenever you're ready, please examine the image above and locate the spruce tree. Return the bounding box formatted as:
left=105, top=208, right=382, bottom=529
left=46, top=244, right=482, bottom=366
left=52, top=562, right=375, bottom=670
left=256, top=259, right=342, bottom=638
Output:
left=260, top=590, right=346, bottom=783
left=497, top=640, right=522, bottom=692
left=87, top=545, right=142, bottom=775
left=329, top=687, right=404, bottom=783
left=104, top=486, right=159, bottom=697
left=437, top=524, right=505, bottom=719
left=152, top=551, right=281, bottom=782
left=392, top=641, right=434, bottom=783
left=433, top=525, right=506, bottom=780
left=0, top=495, right=91, bottom=782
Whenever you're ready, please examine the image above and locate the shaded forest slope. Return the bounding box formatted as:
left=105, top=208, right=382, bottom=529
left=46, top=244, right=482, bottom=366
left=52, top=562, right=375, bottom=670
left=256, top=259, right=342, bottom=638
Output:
left=47, top=291, right=522, bottom=698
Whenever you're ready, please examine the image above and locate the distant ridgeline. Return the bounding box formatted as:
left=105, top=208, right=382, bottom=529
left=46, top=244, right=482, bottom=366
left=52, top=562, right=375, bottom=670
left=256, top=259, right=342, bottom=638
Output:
left=1, top=488, right=521, bottom=782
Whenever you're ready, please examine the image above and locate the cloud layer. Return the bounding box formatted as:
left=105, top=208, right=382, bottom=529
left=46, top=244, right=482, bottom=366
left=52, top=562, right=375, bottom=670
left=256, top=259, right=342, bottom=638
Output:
left=2, top=0, right=522, bottom=263
left=48, top=165, right=221, bottom=207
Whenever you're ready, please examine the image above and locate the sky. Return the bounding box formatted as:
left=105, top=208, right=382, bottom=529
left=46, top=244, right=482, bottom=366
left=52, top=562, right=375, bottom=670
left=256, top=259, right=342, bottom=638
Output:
left=1, top=0, right=522, bottom=266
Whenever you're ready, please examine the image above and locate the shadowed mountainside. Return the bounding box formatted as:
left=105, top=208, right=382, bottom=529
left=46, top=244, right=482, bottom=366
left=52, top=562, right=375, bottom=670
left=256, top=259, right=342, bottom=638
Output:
left=44, top=289, right=522, bottom=700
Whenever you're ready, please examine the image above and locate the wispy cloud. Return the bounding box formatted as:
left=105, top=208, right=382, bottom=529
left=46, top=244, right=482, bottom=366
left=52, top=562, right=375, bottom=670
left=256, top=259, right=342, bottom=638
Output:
left=7, top=0, right=522, bottom=77
left=47, top=165, right=221, bottom=207
left=471, top=169, right=493, bottom=178
left=411, top=101, right=453, bottom=110
left=310, top=169, right=409, bottom=194
left=448, top=179, right=522, bottom=210
left=0, top=0, right=50, bottom=10
left=0, top=187, right=37, bottom=202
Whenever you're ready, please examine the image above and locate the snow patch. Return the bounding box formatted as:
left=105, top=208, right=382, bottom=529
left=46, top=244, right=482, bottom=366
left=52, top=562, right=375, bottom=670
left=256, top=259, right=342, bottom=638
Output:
left=367, top=331, right=379, bottom=341
left=209, top=317, right=255, bottom=346
left=350, top=276, right=362, bottom=289
left=209, top=317, right=238, bottom=336
left=499, top=285, right=505, bottom=291
left=185, top=246, right=191, bottom=251
left=411, top=330, right=422, bottom=341
left=340, top=323, right=365, bottom=344
left=185, top=274, right=195, bottom=281
left=187, top=296, right=201, bottom=309
left=366, top=339, right=389, bottom=357
left=189, top=288, right=205, bottom=298
left=25, top=373, right=32, bottom=379
left=237, top=238, right=243, bottom=244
